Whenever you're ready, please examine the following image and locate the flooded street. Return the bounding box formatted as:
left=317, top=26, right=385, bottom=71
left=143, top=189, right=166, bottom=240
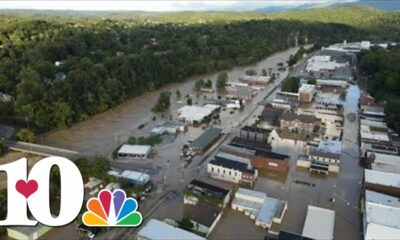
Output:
left=41, top=47, right=300, bottom=157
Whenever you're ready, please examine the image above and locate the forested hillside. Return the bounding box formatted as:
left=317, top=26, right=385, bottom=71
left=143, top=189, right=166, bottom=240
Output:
left=0, top=6, right=399, bottom=132
left=360, top=46, right=400, bottom=131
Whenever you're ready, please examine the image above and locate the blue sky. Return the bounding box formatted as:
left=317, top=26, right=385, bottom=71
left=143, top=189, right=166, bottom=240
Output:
left=0, top=0, right=359, bottom=11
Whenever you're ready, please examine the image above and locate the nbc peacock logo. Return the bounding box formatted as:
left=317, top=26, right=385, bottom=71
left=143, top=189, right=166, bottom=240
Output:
left=82, top=189, right=143, bottom=227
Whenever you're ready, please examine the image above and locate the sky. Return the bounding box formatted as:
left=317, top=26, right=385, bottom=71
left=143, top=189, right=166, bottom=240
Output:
left=0, top=0, right=359, bottom=12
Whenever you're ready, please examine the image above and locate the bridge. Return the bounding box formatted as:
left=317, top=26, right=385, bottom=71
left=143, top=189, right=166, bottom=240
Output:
left=5, top=140, right=80, bottom=159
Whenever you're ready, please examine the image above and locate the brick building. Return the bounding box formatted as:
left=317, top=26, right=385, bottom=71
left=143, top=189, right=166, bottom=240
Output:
left=250, top=150, right=290, bottom=172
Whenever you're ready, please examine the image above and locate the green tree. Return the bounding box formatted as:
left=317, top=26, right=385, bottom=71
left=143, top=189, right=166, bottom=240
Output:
left=178, top=218, right=194, bottom=231
left=217, top=71, right=228, bottom=91
left=152, top=91, right=171, bottom=112
left=281, top=77, right=300, bottom=93
left=245, top=69, right=257, bottom=76
left=194, top=79, right=205, bottom=91
left=187, top=98, right=193, bottom=106
left=53, top=102, right=74, bottom=129
left=16, top=128, right=35, bottom=143
left=307, top=77, right=317, bottom=85
left=0, top=139, right=7, bottom=156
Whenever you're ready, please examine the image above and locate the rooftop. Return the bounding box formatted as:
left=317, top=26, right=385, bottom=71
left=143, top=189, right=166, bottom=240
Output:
left=365, top=190, right=400, bottom=209
left=309, top=147, right=341, bottom=160
left=190, top=127, right=222, bottom=150
left=216, top=152, right=251, bottom=166
left=229, top=136, right=271, bottom=152
left=188, top=178, right=231, bottom=200
left=241, top=125, right=271, bottom=134
left=184, top=200, right=221, bottom=228
left=256, top=197, right=286, bottom=226
left=137, top=219, right=205, bottom=240
left=278, top=231, right=313, bottom=240
left=317, top=139, right=342, bottom=154
left=364, top=169, right=400, bottom=189
left=118, top=144, right=151, bottom=155
left=280, top=112, right=317, bottom=124
left=365, top=201, right=400, bottom=231
left=255, top=150, right=289, bottom=160
left=209, top=158, right=255, bottom=174
left=302, top=205, right=335, bottom=240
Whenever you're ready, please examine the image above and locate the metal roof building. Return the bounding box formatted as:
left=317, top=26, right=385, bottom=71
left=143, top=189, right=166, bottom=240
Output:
left=302, top=206, right=335, bottom=240
left=117, top=144, right=151, bottom=159
left=137, top=219, right=205, bottom=240
left=190, top=128, right=222, bottom=152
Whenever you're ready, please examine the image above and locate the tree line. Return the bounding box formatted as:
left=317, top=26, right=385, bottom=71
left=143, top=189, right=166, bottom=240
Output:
left=0, top=6, right=399, bottom=136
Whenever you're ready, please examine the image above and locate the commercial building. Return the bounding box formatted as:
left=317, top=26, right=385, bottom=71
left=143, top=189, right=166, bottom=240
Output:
left=184, top=178, right=232, bottom=208
left=364, top=169, right=400, bottom=197
left=150, top=121, right=187, bottom=136
left=117, top=144, right=151, bottom=159
left=239, top=75, right=271, bottom=85
left=226, top=85, right=257, bottom=101
left=251, top=150, right=290, bottom=172
left=239, top=125, right=270, bottom=143
left=302, top=206, right=335, bottom=240
left=305, top=55, right=348, bottom=73
left=219, top=144, right=256, bottom=159
left=280, top=112, right=317, bottom=133
left=262, top=107, right=284, bottom=125
left=298, top=84, right=316, bottom=103
left=177, top=104, right=220, bottom=125
left=368, top=152, right=400, bottom=174
left=190, top=127, right=223, bottom=153
left=361, top=142, right=399, bottom=158
left=229, top=136, right=271, bottom=152
left=7, top=225, right=52, bottom=240
left=363, top=190, right=400, bottom=239
left=183, top=200, right=222, bottom=237
left=108, top=169, right=150, bottom=186
left=207, top=158, right=257, bottom=186
left=137, top=219, right=205, bottom=240
left=360, top=123, right=389, bottom=143
left=231, top=188, right=287, bottom=229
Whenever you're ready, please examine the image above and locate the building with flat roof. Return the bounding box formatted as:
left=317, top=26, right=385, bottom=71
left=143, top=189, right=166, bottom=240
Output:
left=277, top=231, right=313, bottom=240
left=360, top=124, right=390, bottom=143
left=207, top=158, right=257, bottom=186
left=302, top=206, right=335, bottom=240
left=190, top=127, right=223, bottom=153
left=117, top=144, right=151, bottom=159
left=219, top=144, right=256, bottom=159
left=239, top=75, right=271, bottom=85
left=231, top=188, right=287, bottom=229
left=262, top=107, right=285, bottom=125
left=298, top=84, right=316, bottom=103
left=251, top=150, right=290, bottom=172
left=108, top=170, right=150, bottom=186
left=7, top=225, right=52, bottom=240
left=184, top=178, right=232, bottom=208
left=239, top=125, right=271, bottom=143
left=226, top=85, right=257, bottom=101
left=150, top=121, right=187, bottom=136
left=280, top=112, right=317, bottom=133
left=364, top=190, right=400, bottom=240
left=137, top=219, right=205, bottom=240
left=177, top=104, right=220, bottom=125
left=364, top=169, right=400, bottom=197
left=229, top=136, right=271, bottom=152
left=368, top=152, right=400, bottom=174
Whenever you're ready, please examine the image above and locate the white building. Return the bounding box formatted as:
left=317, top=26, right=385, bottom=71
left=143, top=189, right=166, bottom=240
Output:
left=305, top=55, right=348, bottom=73
left=177, top=104, right=220, bottom=124
left=302, top=205, right=335, bottom=240
left=369, top=152, right=400, bottom=174
left=137, top=219, right=205, bottom=240
left=108, top=170, right=150, bottom=186
left=117, top=144, right=151, bottom=159
left=231, top=188, right=287, bottom=229
left=207, top=158, right=257, bottom=186
left=364, top=190, right=400, bottom=240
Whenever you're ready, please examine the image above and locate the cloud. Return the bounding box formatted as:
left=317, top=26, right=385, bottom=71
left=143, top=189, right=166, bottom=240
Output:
left=0, top=0, right=360, bottom=12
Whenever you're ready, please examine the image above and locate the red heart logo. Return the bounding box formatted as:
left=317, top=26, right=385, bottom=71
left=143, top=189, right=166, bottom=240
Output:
left=16, top=180, right=38, bottom=199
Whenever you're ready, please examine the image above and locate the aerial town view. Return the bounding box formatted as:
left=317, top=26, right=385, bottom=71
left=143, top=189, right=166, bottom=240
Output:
left=0, top=0, right=400, bottom=240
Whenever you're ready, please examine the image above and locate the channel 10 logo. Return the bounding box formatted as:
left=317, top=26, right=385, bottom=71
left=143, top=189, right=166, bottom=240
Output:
left=0, top=157, right=142, bottom=227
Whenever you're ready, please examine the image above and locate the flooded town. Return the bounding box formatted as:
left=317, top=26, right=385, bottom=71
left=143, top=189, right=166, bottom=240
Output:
left=1, top=3, right=400, bottom=240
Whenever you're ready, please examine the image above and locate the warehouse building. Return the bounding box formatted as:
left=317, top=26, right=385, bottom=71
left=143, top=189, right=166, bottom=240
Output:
left=190, top=127, right=223, bottom=153
left=117, top=144, right=151, bottom=159
left=364, top=169, right=400, bottom=197
left=250, top=150, right=290, bottom=172
left=137, top=219, right=205, bottom=240
left=177, top=104, right=220, bottom=125
left=108, top=170, right=150, bottom=186
left=231, top=188, right=287, bottom=229
left=302, top=206, right=335, bottom=240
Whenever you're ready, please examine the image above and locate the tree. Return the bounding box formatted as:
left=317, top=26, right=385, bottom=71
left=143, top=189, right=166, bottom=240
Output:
left=53, top=102, right=74, bottom=129
left=217, top=71, right=228, bottom=91
left=204, top=79, right=212, bottom=88
left=152, top=91, right=171, bottom=112
left=194, top=79, right=205, bottom=91
left=261, top=69, right=267, bottom=76
left=187, top=98, right=193, bottom=106
left=245, top=69, right=257, bottom=76
left=307, top=77, right=317, bottom=85
left=281, top=77, right=300, bottom=93
left=16, top=128, right=35, bottom=143
left=176, top=90, right=181, bottom=99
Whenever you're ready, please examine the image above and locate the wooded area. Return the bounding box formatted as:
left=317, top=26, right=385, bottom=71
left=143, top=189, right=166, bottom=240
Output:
left=0, top=6, right=399, bottom=133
